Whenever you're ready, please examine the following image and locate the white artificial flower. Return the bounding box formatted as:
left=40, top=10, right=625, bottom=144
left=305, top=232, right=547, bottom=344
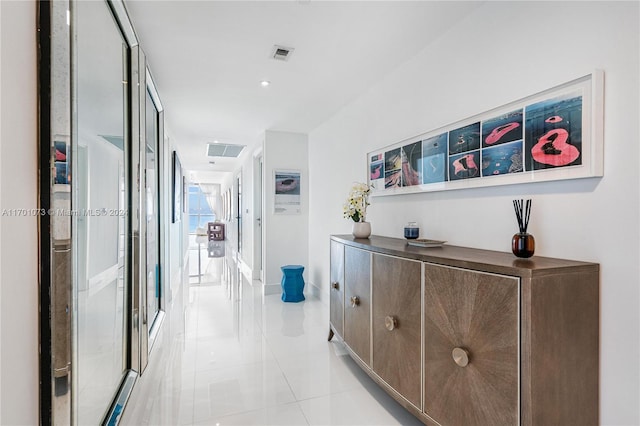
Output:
left=343, top=182, right=372, bottom=223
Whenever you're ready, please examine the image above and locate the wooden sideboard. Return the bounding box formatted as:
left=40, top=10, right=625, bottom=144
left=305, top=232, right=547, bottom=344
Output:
left=328, top=234, right=599, bottom=426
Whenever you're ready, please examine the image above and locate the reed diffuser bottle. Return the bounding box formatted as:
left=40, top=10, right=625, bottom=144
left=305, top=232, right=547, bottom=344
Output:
left=512, top=199, right=535, bottom=258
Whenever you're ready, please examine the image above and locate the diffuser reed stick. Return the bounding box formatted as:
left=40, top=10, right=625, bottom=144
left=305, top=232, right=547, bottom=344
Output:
left=512, top=199, right=534, bottom=258
left=513, top=199, right=531, bottom=233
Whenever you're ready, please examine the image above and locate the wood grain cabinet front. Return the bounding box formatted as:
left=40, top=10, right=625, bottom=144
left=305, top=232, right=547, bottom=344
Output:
left=424, top=263, right=519, bottom=426
left=372, top=253, right=422, bottom=409
left=328, top=235, right=599, bottom=426
left=329, top=240, right=345, bottom=339
left=344, top=245, right=371, bottom=366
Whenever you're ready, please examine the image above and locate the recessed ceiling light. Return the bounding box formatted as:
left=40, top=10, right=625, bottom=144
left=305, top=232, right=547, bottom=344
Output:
left=261, top=80, right=270, bottom=87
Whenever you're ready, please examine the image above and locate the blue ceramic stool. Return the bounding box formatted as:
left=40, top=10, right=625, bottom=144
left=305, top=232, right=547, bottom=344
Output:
left=281, top=265, right=305, bottom=303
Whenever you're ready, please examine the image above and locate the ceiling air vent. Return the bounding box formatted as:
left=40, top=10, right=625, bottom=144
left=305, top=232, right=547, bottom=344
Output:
left=206, top=143, right=245, bottom=158
left=271, top=45, right=294, bottom=61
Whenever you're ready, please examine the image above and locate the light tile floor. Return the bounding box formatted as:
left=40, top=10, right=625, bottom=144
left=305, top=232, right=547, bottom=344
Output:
left=121, top=249, right=422, bottom=425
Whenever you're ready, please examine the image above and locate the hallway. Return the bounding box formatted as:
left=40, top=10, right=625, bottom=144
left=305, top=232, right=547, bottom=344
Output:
left=120, top=244, right=422, bottom=425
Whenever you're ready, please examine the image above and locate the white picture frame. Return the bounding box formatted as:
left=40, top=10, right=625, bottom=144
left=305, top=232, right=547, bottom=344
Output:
left=368, top=70, right=604, bottom=196
left=273, top=169, right=301, bottom=214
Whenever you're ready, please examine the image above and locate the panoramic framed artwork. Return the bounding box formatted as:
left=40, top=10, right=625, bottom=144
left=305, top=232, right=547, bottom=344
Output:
left=368, top=70, right=604, bottom=196
left=172, top=150, right=182, bottom=223
left=274, top=169, right=301, bottom=214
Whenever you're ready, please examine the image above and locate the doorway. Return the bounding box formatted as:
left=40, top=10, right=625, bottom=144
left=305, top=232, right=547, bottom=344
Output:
left=253, top=155, right=263, bottom=282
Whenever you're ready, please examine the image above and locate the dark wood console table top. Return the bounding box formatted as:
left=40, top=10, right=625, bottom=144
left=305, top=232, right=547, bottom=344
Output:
left=331, top=234, right=598, bottom=278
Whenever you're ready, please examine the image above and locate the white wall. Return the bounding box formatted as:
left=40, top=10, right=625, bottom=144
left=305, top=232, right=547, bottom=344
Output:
left=0, top=1, right=39, bottom=424
left=219, top=148, right=255, bottom=271
left=308, top=2, right=639, bottom=425
left=240, top=151, right=255, bottom=273
left=166, top=135, right=188, bottom=303
left=220, top=170, right=237, bottom=258
left=263, top=130, right=309, bottom=292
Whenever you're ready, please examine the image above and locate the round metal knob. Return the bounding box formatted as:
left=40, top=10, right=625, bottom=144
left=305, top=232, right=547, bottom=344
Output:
left=331, top=281, right=339, bottom=290
left=350, top=296, right=360, bottom=307
left=385, top=316, right=398, bottom=331
left=452, top=347, right=470, bottom=367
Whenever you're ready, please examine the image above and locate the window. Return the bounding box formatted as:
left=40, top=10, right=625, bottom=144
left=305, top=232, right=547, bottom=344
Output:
left=188, top=184, right=216, bottom=233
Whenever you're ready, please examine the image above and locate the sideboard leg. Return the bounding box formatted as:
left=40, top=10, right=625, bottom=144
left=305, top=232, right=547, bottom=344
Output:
left=327, top=327, right=334, bottom=341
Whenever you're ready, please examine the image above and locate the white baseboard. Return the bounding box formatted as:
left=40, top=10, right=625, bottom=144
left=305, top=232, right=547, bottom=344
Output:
left=307, top=281, right=323, bottom=302
left=263, top=283, right=281, bottom=296
left=252, top=268, right=262, bottom=281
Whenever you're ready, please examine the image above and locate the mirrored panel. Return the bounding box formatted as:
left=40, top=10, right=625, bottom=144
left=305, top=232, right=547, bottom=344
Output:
left=73, top=0, right=128, bottom=423
left=145, top=88, right=161, bottom=330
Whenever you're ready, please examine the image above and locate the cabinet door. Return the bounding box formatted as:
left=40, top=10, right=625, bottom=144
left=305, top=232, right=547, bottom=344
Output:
left=344, top=246, right=371, bottom=366
left=372, top=253, right=422, bottom=408
left=329, top=240, right=344, bottom=338
left=424, top=263, right=519, bottom=426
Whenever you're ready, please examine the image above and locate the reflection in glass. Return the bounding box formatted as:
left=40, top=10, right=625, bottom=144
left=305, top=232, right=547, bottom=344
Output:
left=74, top=1, right=127, bottom=423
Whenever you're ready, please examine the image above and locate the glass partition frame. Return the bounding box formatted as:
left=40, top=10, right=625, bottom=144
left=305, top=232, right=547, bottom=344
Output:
left=37, top=1, right=72, bottom=423
left=38, top=0, right=154, bottom=424
left=140, top=68, right=167, bottom=370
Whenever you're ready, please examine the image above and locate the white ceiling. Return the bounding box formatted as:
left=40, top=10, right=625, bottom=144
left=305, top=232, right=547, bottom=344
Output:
left=125, top=1, right=483, bottom=182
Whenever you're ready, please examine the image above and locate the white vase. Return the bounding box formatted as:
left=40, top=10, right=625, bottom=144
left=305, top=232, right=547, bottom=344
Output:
left=352, top=221, right=371, bottom=239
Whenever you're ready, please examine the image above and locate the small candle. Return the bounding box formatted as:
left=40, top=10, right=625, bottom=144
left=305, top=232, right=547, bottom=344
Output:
left=404, top=222, right=419, bottom=239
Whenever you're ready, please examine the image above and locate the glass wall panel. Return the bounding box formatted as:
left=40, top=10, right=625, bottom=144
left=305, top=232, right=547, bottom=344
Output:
left=74, top=1, right=128, bottom=423
left=145, top=89, right=160, bottom=328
